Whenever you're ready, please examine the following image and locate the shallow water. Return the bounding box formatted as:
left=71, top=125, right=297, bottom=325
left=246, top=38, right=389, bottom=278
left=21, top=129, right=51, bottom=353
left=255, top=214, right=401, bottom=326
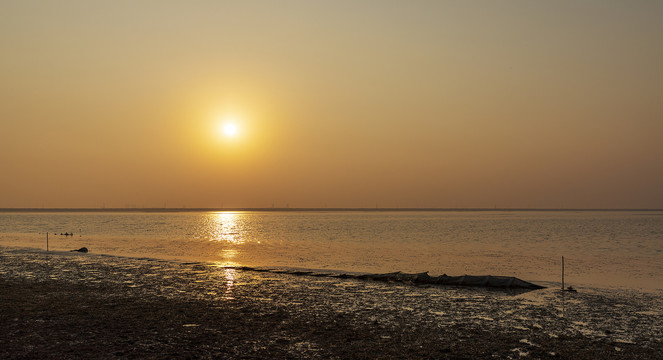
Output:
left=1, top=210, right=662, bottom=291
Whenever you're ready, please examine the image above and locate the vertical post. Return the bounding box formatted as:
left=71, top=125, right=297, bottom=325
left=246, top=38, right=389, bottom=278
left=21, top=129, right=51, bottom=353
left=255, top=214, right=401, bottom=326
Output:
left=46, top=232, right=49, bottom=252
left=561, top=256, right=565, bottom=290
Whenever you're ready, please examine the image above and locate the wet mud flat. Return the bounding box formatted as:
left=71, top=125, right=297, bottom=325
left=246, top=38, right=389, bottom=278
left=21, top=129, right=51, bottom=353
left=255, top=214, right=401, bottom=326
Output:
left=1, top=248, right=662, bottom=359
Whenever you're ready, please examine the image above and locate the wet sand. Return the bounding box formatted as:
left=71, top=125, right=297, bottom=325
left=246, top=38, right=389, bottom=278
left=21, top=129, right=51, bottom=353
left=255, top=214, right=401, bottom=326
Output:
left=1, top=248, right=662, bottom=359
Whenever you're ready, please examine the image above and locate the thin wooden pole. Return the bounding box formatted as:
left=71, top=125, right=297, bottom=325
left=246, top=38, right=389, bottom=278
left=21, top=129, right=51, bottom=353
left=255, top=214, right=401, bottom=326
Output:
left=46, top=232, right=49, bottom=252
left=561, top=256, right=565, bottom=290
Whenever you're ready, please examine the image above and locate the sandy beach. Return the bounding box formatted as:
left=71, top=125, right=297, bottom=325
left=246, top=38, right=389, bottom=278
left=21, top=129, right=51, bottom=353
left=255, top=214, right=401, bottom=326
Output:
left=1, top=248, right=662, bottom=359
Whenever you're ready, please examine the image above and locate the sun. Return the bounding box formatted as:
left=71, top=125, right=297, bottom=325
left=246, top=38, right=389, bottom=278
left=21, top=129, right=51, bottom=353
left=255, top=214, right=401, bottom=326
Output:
left=222, top=122, right=238, bottom=136
left=217, top=116, right=240, bottom=138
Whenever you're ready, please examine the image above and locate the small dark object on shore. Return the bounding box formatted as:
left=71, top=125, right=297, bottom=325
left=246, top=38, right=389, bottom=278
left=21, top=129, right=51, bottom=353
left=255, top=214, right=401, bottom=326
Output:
left=70, top=247, right=88, bottom=253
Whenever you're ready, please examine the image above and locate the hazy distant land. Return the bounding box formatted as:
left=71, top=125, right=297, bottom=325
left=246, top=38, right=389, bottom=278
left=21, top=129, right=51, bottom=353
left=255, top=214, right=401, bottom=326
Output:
left=2, top=207, right=662, bottom=213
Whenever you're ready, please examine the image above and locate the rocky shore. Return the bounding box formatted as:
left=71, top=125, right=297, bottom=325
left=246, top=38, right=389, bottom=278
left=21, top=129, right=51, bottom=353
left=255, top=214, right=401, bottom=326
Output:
left=1, top=248, right=662, bottom=359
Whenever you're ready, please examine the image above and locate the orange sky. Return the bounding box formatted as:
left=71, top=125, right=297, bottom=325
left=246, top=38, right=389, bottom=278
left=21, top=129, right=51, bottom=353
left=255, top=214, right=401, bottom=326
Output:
left=1, top=1, right=662, bottom=209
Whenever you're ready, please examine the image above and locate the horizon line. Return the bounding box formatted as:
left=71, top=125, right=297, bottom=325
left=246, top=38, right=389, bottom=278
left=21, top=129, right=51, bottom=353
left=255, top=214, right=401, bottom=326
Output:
left=1, top=207, right=662, bottom=213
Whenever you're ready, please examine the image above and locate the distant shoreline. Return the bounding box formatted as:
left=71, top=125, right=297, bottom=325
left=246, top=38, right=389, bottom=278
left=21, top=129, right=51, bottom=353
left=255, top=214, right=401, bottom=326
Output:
left=1, top=207, right=662, bottom=213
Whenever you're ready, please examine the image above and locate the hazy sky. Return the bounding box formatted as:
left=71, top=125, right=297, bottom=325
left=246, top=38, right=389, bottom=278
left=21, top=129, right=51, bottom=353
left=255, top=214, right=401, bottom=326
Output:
left=2, top=1, right=662, bottom=208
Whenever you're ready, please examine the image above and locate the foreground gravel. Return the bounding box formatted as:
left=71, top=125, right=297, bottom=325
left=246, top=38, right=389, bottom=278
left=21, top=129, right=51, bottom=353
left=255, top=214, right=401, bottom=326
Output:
left=1, top=248, right=662, bottom=359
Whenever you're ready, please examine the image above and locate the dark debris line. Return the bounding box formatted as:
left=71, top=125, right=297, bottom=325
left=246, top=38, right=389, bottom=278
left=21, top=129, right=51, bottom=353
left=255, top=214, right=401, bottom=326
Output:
left=230, top=266, right=546, bottom=290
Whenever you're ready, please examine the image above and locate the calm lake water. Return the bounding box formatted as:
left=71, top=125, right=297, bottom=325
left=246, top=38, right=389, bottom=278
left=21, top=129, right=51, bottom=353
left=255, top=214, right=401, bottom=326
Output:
left=1, top=210, right=662, bottom=291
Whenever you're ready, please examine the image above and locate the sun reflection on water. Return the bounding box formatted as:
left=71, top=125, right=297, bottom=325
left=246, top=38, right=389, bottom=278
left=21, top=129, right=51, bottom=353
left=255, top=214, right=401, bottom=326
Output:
left=208, top=212, right=245, bottom=244
left=220, top=249, right=239, bottom=265
left=206, top=212, right=251, bottom=269
left=221, top=267, right=236, bottom=300
left=209, top=263, right=238, bottom=300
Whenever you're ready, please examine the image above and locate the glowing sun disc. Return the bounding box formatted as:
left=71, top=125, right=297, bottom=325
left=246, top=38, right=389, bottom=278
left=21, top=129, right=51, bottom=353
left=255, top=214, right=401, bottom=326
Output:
left=222, top=122, right=238, bottom=136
